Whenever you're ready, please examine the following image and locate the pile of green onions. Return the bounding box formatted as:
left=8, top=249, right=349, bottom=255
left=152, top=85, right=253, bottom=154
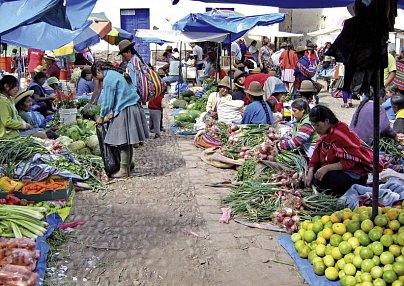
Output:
left=0, top=205, right=48, bottom=239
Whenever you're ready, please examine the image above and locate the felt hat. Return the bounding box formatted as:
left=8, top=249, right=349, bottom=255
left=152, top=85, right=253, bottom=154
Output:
left=43, top=54, right=56, bottom=61
left=172, top=52, right=180, bottom=59
left=268, top=70, right=277, bottom=77
left=244, top=52, right=253, bottom=58
left=217, top=76, right=231, bottom=90
left=118, top=39, right=135, bottom=55
left=298, top=80, right=317, bottom=93
left=234, top=70, right=247, bottom=82
left=280, top=42, right=288, bottom=48
left=47, top=76, right=60, bottom=86
left=306, top=42, right=314, bottom=48
left=34, top=65, right=44, bottom=72
left=165, top=45, right=173, bottom=51
left=14, top=89, right=34, bottom=105
left=295, top=46, right=307, bottom=53
left=273, top=83, right=288, bottom=94
left=245, top=81, right=264, bottom=97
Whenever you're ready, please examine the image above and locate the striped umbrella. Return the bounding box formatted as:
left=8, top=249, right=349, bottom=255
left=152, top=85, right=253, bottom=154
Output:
left=53, top=12, right=112, bottom=56
left=103, top=27, right=133, bottom=45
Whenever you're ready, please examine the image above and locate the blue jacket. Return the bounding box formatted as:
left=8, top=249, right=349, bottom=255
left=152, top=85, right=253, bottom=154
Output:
left=76, top=78, right=94, bottom=97
left=241, top=101, right=274, bottom=125
left=99, top=70, right=140, bottom=118
left=382, top=98, right=396, bottom=121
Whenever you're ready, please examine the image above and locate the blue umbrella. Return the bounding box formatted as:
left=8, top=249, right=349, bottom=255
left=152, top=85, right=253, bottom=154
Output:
left=172, top=0, right=404, bottom=9
left=0, top=0, right=96, bottom=50
left=172, top=11, right=286, bottom=41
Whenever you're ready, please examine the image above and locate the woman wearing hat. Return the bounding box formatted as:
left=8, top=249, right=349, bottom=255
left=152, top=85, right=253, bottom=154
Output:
left=293, top=46, right=316, bottom=94
left=268, top=83, right=288, bottom=113
left=276, top=98, right=319, bottom=158
left=298, top=80, right=321, bottom=106
left=206, top=76, right=232, bottom=119
left=27, top=72, right=55, bottom=116
left=305, top=105, right=376, bottom=196
left=241, top=81, right=274, bottom=125
left=92, top=60, right=149, bottom=178
left=15, top=89, right=58, bottom=139
left=44, top=55, right=61, bottom=79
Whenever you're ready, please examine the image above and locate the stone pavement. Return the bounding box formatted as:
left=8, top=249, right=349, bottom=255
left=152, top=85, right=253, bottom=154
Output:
left=45, top=112, right=305, bottom=286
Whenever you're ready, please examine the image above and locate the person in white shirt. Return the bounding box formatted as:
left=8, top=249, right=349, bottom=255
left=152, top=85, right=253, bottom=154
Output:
left=190, top=42, right=204, bottom=70
left=248, top=40, right=259, bottom=63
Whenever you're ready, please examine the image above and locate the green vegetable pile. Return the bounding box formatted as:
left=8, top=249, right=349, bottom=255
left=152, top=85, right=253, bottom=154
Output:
left=58, top=118, right=96, bottom=141
left=44, top=156, right=85, bottom=178
left=190, top=96, right=208, bottom=112
left=80, top=104, right=101, bottom=120
left=174, top=110, right=202, bottom=123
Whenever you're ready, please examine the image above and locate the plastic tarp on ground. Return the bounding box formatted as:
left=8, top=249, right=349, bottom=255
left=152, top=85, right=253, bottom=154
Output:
left=172, top=11, right=286, bottom=41
left=172, top=0, right=404, bottom=9
left=0, top=0, right=96, bottom=50
left=135, top=29, right=229, bottom=43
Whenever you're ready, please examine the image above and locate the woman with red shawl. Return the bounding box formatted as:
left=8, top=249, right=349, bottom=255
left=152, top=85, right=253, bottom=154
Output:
left=304, top=105, right=379, bottom=196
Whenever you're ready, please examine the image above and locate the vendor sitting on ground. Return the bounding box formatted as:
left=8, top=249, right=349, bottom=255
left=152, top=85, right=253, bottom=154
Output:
left=47, top=77, right=60, bottom=93
left=350, top=92, right=397, bottom=146
left=241, top=81, right=275, bottom=125
left=0, top=75, right=46, bottom=139
left=305, top=105, right=376, bottom=196
left=391, top=94, right=404, bottom=134
left=268, top=83, right=288, bottom=113
left=27, top=72, right=55, bottom=116
left=297, top=80, right=319, bottom=106
left=15, top=89, right=58, bottom=139
left=76, top=68, right=94, bottom=99
left=206, top=76, right=232, bottom=119
left=275, top=99, right=319, bottom=158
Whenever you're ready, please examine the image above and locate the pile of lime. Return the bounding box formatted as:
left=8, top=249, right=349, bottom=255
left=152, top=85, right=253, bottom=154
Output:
left=292, top=204, right=404, bottom=286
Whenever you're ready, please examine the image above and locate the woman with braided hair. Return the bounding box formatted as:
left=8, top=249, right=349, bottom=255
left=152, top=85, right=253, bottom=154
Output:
left=93, top=60, right=149, bottom=178
left=241, top=81, right=275, bottom=125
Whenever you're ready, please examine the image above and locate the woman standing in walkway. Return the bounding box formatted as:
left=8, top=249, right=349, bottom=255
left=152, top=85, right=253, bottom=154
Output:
left=279, top=44, right=298, bottom=93
left=92, top=61, right=149, bottom=178
left=258, top=39, right=274, bottom=74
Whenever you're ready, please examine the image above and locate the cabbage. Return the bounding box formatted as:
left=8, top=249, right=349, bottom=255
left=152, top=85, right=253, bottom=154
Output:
left=86, top=135, right=99, bottom=150
left=68, top=140, right=86, bottom=151
left=57, top=136, right=73, bottom=146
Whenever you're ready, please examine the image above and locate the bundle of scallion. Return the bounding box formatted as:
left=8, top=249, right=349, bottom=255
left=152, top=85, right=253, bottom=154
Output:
left=275, top=151, right=307, bottom=177
left=0, top=137, right=48, bottom=165
left=0, top=205, right=48, bottom=239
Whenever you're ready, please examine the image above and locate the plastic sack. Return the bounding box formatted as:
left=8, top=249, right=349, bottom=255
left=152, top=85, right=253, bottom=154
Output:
left=217, top=100, right=244, bottom=124
left=96, top=124, right=120, bottom=176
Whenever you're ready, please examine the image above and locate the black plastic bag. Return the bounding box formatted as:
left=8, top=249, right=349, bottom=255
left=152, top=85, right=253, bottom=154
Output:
left=96, top=124, right=120, bottom=176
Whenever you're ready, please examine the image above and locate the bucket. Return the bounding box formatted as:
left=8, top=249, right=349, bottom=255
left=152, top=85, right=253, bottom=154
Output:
left=0, top=56, right=11, bottom=72
left=60, top=69, right=67, bottom=81
left=60, top=108, right=78, bottom=125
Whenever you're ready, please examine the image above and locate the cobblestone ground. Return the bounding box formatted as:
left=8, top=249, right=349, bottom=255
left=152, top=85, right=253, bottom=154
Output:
left=45, top=110, right=306, bottom=286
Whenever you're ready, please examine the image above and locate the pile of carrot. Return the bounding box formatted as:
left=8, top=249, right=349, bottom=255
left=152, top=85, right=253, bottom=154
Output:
left=21, top=178, right=68, bottom=195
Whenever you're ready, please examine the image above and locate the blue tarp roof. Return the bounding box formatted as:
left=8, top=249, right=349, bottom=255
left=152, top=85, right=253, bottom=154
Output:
left=172, top=0, right=404, bottom=9
left=0, top=0, right=96, bottom=50
left=172, top=12, right=286, bottom=41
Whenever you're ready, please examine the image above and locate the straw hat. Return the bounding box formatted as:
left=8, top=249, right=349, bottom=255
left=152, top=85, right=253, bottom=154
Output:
left=165, top=45, right=173, bottom=51
left=14, top=90, right=34, bottom=106
left=47, top=76, right=60, bottom=86
left=249, top=67, right=261, bottom=74
left=234, top=70, right=247, bottom=82
left=118, top=39, right=135, bottom=55
left=268, top=70, right=277, bottom=77
left=217, top=76, right=231, bottom=90
left=298, top=80, right=317, bottom=93
left=43, top=54, right=56, bottom=61
left=245, top=81, right=264, bottom=97
left=280, top=42, right=288, bottom=48
left=34, top=65, right=44, bottom=72
left=295, top=46, right=307, bottom=53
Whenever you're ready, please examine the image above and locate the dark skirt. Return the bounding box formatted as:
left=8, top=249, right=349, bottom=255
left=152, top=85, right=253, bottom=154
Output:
left=104, top=104, right=149, bottom=146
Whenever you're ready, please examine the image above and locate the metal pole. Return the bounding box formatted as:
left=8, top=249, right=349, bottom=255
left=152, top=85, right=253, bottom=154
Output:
left=371, top=69, right=381, bottom=220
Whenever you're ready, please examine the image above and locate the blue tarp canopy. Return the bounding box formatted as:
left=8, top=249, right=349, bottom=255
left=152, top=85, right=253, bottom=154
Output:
left=172, top=11, right=286, bottom=42
left=172, top=0, right=404, bottom=9
left=0, top=0, right=96, bottom=50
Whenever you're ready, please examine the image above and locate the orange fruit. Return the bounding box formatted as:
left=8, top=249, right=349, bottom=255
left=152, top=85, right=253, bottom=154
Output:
left=393, top=261, right=404, bottom=276
left=313, top=261, right=326, bottom=276
left=325, top=267, right=339, bottom=280
left=381, top=234, right=394, bottom=247
left=380, top=251, right=395, bottom=265
left=330, top=234, right=343, bottom=247
left=339, top=241, right=353, bottom=255
left=332, top=223, right=346, bottom=236
left=386, top=208, right=400, bottom=221
left=323, top=255, right=335, bottom=267
left=303, top=230, right=316, bottom=243
left=388, top=220, right=401, bottom=232
left=343, top=263, right=356, bottom=276
left=346, top=220, right=361, bottom=234
left=361, top=258, right=375, bottom=272
left=371, top=265, right=384, bottom=279
left=370, top=241, right=384, bottom=256
left=361, top=219, right=374, bottom=233
left=312, top=221, right=324, bottom=234
left=383, top=269, right=398, bottom=283
left=390, top=244, right=402, bottom=257
left=369, top=228, right=383, bottom=242
left=322, top=228, right=333, bottom=240
left=375, top=214, right=389, bottom=227
left=320, top=215, right=331, bottom=225
left=359, top=247, right=374, bottom=260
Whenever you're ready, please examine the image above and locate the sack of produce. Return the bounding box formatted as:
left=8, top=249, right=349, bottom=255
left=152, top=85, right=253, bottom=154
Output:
left=217, top=100, right=244, bottom=124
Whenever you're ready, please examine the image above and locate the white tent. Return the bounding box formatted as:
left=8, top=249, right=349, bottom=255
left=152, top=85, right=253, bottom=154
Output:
left=248, top=26, right=303, bottom=37
left=307, top=27, right=342, bottom=36
left=135, top=29, right=229, bottom=43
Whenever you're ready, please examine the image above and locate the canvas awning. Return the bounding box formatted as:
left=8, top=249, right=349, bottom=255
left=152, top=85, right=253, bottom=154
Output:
left=135, top=30, right=229, bottom=43
left=249, top=27, right=303, bottom=37
left=307, top=27, right=342, bottom=36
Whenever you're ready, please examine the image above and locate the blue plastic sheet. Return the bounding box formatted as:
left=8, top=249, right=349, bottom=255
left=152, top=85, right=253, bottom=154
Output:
left=278, top=235, right=341, bottom=286
left=35, top=213, right=63, bottom=286
left=169, top=123, right=197, bottom=135
left=172, top=11, right=285, bottom=42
